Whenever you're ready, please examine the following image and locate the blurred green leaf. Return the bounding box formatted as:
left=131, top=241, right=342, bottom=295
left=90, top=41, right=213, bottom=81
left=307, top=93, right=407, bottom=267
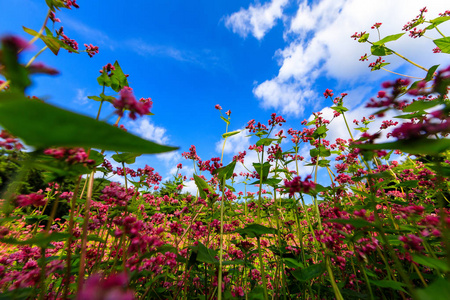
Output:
left=369, top=280, right=406, bottom=293
left=291, top=263, right=326, bottom=282
left=412, top=254, right=450, bottom=272
left=351, top=139, right=450, bottom=155
left=0, top=93, right=178, bottom=153
left=235, top=224, right=277, bottom=238
left=416, top=278, right=450, bottom=300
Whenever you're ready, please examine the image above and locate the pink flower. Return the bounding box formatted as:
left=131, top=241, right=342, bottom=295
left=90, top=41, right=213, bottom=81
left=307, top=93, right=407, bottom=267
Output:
left=215, top=104, right=222, bottom=110
left=77, top=272, right=134, bottom=300
left=113, top=87, right=152, bottom=120
left=284, top=175, right=316, bottom=196
left=84, top=44, right=99, bottom=58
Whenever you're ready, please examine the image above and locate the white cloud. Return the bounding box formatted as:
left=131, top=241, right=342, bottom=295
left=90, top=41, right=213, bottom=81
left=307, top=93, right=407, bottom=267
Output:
left=129, top=118, right=169, bottom=145
left=224, top=0, right=289, bottom=40
left=181, top=180, right=198, bottom=195
left=227, top=0, right=450, bottom=117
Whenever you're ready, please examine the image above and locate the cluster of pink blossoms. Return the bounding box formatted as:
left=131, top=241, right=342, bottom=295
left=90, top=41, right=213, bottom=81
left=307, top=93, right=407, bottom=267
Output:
left=113, top=87, right=152, bottom=120
left=284, top=175, right=316, bottom=197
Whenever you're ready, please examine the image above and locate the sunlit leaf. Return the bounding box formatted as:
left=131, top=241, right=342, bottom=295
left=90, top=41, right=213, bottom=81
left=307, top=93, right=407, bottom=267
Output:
left=434, top=37, right=450, bottom=54
left=373, top=33, right=405, bottom=45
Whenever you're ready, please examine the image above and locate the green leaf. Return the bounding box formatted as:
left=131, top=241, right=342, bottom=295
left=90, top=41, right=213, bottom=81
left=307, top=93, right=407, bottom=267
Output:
left=331, top=106, right=348, bottom=113
left=193, top=174, right=215, bottom=200
left=373, top=33, right=405, bottom=45
left=427, top=16, right=450, bottom=30
left=0, top=93, right=178, bottom=153
left=425, top=65, right=440, bottom=81
left=394, top=112, right=427, bottom=119
left=253, top=162, right=271, bottom=181
left=97, top=70, right=112, bottom=87
left=412, top=254, right=450, bottom=272
left=220, top=116, right=230, bottom=125
left=291, top=263, right=326, bottom=282
left=351, top=139, right=450, bottom=155
left=403, top=99, right=440, bottom=112
left=87, top=96, right=102, bottom=102
left=212, top=161, right=236, bottom=181
left=1, top=39, right=31, bottom=92
left=110, top=61, right=129, bottom=92
left=416, top=278, right=450, bottom=300
left=370, top=45, right=393, bottom=56
left=434, top=37, right=450, bottom=54
left=312, top=125, right=327, bottom=139
left=256, top=138, right=279, bottom=147
left=310, top=146, right=330, bottom=157
left=358, top=33, right=369, bottom=43
left=235, top=224, right=277, bottom=238
left=369, top=279, right=406, bottom=293
left=111, top=153, right=141, bottom=164
left=222, top=130, right=241, bottom=139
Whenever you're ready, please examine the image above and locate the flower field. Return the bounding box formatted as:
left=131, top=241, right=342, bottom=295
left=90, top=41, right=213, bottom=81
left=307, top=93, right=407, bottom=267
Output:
left=1, top=1, right=450, bottom=299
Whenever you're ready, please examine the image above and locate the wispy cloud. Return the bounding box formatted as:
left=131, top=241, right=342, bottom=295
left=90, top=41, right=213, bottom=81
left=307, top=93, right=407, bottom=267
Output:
left=125, top=39, right=225, bottom=70
left=60, top=16, right=115, bottom=49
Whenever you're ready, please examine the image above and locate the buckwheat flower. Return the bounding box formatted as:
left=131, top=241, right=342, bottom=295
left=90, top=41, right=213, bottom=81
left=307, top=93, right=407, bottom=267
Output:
left=49, top=11, right=60, bottom=23
left=64, top=0, right=80, bottom=9
left=371, top=22, right=382, bottom=29
left=28, top=62, right=59, bottom=75
left=284, top=175, right=315, bottom=197
left=77, top=272, right=134, bottom=300
left=323, top=89, right=334, bottom=99
left=113, top=87, right=152, bottom=120
left=1, top=35, right=31, bottom=52
left=84, top=44, right=99, bottom=58
left=16, top=193, right=46, bottom=207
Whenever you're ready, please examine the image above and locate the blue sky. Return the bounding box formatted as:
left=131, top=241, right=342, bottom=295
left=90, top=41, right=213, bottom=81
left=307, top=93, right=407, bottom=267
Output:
left=1, top=0, right=449, bottom=194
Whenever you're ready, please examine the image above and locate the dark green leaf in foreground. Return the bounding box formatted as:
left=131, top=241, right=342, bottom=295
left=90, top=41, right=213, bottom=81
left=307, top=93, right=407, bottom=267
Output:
left=416, top=278, right=450, bottom=300
left=412, top=254, right=450, bottom=272
left=291, top=263, right=326, bottom=282
left=351, top=139, right=450, bottom=155
left=0, top=93, right=178, bottom=154
left=235, top=224, right=277, bottom=239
